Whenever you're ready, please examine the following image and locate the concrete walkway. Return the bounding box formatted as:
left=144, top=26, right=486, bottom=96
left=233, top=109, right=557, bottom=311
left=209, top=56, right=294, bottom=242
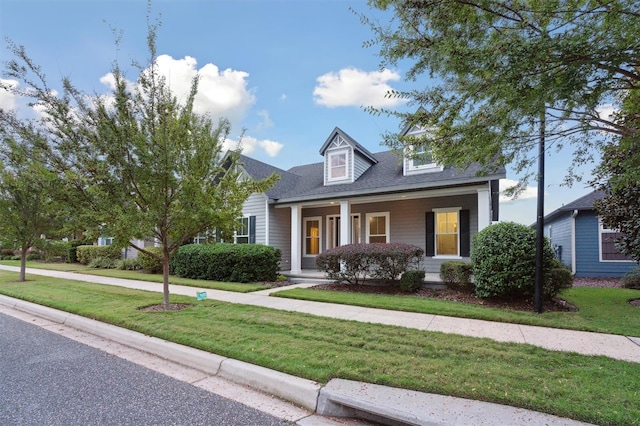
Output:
left=1, top=265, right=638, bottom=363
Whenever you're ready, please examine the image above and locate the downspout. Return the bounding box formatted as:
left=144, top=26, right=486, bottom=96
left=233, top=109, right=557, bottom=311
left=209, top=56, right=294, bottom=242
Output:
left=571, top=209, right=578, bottom=275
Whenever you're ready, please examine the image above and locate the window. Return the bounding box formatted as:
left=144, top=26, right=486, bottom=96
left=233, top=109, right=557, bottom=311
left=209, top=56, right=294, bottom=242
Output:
left=366, top=212, right=389, bottom=243
left=599, top=220, right=633, bottom=262
left=404, top=145, right=442, bottom=175
left=426, top=209, right=470, bottom=257
left=193, top=233, right=208, bottom=245
left=304, top=217, right=321, bottom=256
left=436, top=210, right=458, bottom=256
left=235, top=216, right=256, bottom=244
left=328, top=150, right=348, bottom=181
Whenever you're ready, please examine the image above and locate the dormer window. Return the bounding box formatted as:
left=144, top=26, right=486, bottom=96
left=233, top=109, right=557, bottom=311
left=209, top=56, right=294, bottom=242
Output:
left=330, top=151, right=347, bottom=179
left=404, top=145, right=443, bottom=175
left=327, top=149, right=350, bottom=183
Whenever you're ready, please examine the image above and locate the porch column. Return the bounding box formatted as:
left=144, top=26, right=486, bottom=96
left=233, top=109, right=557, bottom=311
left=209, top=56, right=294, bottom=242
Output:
left=290, top=204, right=302, bottom=274
left=339, top=200, right=350, bottom=246
left=477, top=187, right=491, bottom=231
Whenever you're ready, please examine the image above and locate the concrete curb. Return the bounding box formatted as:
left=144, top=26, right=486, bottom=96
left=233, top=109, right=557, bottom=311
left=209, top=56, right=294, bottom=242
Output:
left=0, top=294, right=596, bottom=425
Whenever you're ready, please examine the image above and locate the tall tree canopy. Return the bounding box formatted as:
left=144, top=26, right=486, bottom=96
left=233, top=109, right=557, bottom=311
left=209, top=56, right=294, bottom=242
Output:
left=0, top=125, right=64, bottom=281
left=1, top=23, right=277, bottom=307
left=362, top=0, right=640, bottom=189
left=592, top=87, right=640, bottom=262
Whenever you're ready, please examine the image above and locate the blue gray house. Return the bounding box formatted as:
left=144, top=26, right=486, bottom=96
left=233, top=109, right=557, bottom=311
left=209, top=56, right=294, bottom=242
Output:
left=543, top=190, right=636, bottom=277
left=236, top=124, right=505, bottom=274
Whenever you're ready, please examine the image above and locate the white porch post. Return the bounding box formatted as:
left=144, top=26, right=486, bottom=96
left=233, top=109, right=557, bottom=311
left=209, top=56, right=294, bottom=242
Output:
left=339, top=200, right=350, bottom=246
left=477, top=187, right=491, bottom=231
left=290, top=205, right=302, bottom=274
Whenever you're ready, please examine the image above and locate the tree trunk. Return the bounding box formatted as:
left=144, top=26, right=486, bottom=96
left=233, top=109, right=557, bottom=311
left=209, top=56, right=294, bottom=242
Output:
left=162, top=247, right=170, bottom=310
left=19, top=250, right=27, bottom=282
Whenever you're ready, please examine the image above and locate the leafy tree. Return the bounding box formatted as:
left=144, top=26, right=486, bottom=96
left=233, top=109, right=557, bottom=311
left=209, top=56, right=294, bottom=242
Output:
left=592, top=88, right=640, bottom=261
left=0, top=128, right=64, bottom=281
left=1, top=23, right=277, bottom=308
left=360, top=0, right=640, bottom=189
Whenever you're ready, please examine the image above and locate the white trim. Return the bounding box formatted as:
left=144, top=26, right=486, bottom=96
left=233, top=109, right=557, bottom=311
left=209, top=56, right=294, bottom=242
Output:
left=234, top=215, right=251, bottom=244
left=303, top=216, right=322, bottom=257
left=290, top=205, right=302, bottom=274
left=326, top=149, right=350, bottom=184
left=476, top=187, right=490, bottom=231
left=264, top=198, right=270, bottom=246
left=433, top=207, right=461, bottom=257
left=326, top=215, right=340, bottom=250
left=571, top=210, right=577, bottom=275
left=365, top=212, right=390, bottom=243
left=598, top=217, right=634, bottom=263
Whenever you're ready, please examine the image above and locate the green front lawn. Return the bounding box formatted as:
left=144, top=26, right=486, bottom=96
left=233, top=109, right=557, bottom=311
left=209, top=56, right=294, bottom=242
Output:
left=274, top=286, right=640, bottom=337
left=0, top=260, right=269, bottom=292
left=0, top=271, right=637, bottom=426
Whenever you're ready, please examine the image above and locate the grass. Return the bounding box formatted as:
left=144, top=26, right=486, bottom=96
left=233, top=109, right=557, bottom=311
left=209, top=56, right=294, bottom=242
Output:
left=0, top=271, right=638, bottom=426
left=0, top=260, right=269, bottom=293
left=274, top=286, right=640, bottom=337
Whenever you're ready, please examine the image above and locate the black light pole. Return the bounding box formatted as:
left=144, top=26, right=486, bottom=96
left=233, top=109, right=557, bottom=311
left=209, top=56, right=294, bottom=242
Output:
left=534, top=110, right=545, bottom=314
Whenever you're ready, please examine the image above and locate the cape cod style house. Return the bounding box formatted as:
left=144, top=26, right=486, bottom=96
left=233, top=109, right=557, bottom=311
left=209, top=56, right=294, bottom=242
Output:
left=235, top=124, right=505, bottom=274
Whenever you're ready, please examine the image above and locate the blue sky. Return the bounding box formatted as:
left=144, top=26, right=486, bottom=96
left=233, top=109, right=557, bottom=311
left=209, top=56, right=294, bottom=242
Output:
left=0, top=0, right=599, bottom=225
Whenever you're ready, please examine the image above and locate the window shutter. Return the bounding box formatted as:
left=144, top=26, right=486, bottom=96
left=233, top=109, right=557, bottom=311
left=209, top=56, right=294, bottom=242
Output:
left=460, top=209, right=470, bottom=257
left=249, top=216, right=256, bottom=244
left=425, top=212, right=435, bottom=256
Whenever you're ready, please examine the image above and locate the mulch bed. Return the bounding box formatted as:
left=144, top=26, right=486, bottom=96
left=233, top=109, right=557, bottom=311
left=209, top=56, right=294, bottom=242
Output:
left=139, top=303, right=194, bottom=312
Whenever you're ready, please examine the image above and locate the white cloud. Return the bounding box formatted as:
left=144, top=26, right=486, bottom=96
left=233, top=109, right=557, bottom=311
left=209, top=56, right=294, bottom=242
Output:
left=100, top=54, right=256, bottom=127
left=499, top=179, right=538, bottom=202
left=256, top=109, right=273, bottom=130
left=222, top=135, right=284, bottom=158
left=280, top=93, right=287, bottom=101
left=313, top=67, right=407, bottom=108
left=0, top=79, right=19, bottom=111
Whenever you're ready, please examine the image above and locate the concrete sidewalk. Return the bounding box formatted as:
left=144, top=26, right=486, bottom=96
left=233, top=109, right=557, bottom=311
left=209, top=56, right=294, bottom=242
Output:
left=1, top=264, right=638, bottom=363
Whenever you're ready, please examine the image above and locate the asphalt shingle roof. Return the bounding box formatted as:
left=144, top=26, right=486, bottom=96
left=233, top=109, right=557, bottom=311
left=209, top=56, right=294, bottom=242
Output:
left=543, top=190, right=605, bottom=223
left=240, top=148, right=505, bottom=204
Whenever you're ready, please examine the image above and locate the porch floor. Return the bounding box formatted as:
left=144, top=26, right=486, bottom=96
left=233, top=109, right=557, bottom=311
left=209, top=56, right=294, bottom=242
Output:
left=281, top=269, right=442, bottom=284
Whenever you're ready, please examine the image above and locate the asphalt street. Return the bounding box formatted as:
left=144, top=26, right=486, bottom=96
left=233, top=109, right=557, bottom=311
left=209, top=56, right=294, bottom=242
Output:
left=0, top=313, right=291, bottom=426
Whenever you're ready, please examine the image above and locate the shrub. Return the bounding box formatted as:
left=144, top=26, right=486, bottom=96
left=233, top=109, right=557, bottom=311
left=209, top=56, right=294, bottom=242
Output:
left=622, top=267, right=640, bottom=289
left=170, top=243, right=281, bottom=282
left=138, top=247, right=164, bottom=274
left=117, top=258, right=142, bottom=271
left=67, top=239, right=91, bottom=263
left=400, top=270, right=426, bottom=292
left=25, top=253, right=41, bottom=261
left=471, top=222, right=556, bottom=300
left=316, top=243, right=424, bottom=284
left=547, top=258, right=573, bottom=297
left=439, top=261, right=474, bottom=290
left=76, top=245, right=122, bottom=265
left=34, top=239, right=70, bottom=262
left=88, top=257, right=119, bottom=269
left=0, top=249, right=14, bottom=256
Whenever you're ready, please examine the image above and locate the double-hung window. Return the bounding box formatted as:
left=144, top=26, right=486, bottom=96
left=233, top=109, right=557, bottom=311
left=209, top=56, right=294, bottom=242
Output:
left=366, top=212, right=389, bottom=243
left=426, top=208, right=470, bottom=257
left=599, top=219, right=633, bottom=262
left=328, top=150, right=348, bottom=182
left=234, top=216, right=256, bottom=244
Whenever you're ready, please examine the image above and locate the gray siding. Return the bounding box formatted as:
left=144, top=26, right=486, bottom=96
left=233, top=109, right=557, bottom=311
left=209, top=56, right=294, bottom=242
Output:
left=269, top=206, right=291, bottom=271
left=242, top=193, right=268, bottom=244
left=575, top=212, right=636, bottom=277
left=353, top=152, right=371, bottom=181
left=545, top=214, right=572, bottom=269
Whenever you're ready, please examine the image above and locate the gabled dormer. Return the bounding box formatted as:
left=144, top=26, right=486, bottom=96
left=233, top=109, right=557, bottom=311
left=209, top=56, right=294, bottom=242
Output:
left=401, top=122, right=443, bottom=176
left=319, top=128, right=377, bottom=186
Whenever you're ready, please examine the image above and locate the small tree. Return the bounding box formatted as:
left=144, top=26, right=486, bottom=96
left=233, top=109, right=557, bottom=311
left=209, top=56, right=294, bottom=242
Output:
left=2, top=21, right=277, bottom=308
left=0, top=132, right=64, bottom=281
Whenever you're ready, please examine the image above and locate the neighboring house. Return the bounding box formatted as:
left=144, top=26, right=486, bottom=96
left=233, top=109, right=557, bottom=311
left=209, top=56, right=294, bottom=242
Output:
left=236, top=124, right=505, bottom=274
left=543, top=190, right=637, bottom=277
left=97, top=237, right=151, bottom=259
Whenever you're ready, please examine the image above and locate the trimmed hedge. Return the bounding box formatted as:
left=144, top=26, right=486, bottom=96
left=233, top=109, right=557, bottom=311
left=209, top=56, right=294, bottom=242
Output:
left=439, top=261, right=474, bottom=290
left=400, top=270, right=426, bottom=292
left=316, top=243, right=424, bottom=284
left=76, top=245, right=122, bottom=265
left=622, top=266, right=640, bottom=289
left=170, top=243, right=281, bottom=283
